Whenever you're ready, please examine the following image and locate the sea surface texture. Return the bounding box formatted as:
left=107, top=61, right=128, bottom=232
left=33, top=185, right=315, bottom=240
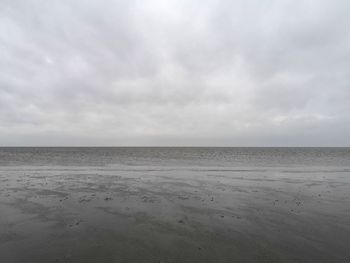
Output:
left=0, top=147, right=349, bottom=263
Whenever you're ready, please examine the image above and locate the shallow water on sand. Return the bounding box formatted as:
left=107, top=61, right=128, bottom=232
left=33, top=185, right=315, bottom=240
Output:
left=0, top=148, right=350, bottom=263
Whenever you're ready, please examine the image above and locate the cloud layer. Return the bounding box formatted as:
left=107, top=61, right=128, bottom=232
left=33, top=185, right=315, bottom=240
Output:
left=1, top=0, right=349, bottom=146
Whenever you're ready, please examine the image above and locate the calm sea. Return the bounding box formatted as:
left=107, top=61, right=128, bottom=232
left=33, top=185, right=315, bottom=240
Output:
left=0, top=147, right=350, bottom=168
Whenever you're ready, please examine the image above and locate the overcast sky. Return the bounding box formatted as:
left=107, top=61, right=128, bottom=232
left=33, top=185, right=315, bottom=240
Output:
left=0, top=0, right=349, bottom=146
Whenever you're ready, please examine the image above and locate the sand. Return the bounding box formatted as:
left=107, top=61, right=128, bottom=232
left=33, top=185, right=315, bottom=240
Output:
left=0, top=165, right=350, bottom=263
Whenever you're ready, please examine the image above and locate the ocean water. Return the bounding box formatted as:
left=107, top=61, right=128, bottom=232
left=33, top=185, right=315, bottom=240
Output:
left=0, top=147, right=350, bottom=263
left=1, top=147, right=350, bottom=167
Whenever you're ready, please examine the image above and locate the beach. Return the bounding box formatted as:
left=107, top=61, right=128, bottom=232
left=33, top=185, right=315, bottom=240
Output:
left=0, top=147, right=349, bottom=262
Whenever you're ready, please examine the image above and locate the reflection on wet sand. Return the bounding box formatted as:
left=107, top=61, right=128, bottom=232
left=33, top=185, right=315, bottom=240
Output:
left=1, top=165, right=350, bottom=263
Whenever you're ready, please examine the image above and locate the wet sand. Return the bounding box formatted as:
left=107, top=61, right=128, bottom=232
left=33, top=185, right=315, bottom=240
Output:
left=1, top=165, right=350, bottom=263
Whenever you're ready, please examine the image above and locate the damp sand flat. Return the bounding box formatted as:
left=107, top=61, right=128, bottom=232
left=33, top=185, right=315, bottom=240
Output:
left=0, top=148, right=350, bottom=263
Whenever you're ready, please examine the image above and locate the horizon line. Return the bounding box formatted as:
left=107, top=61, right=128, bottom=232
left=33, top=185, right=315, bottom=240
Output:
left=0, top=146, right=349, bottom=148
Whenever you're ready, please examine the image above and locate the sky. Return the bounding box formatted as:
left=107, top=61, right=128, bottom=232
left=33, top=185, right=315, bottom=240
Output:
left=0, top=0, right=349, bottom=146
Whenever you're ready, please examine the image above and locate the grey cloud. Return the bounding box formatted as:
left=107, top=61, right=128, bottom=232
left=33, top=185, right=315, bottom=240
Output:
left=0, top=0, right=349, bottom=146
